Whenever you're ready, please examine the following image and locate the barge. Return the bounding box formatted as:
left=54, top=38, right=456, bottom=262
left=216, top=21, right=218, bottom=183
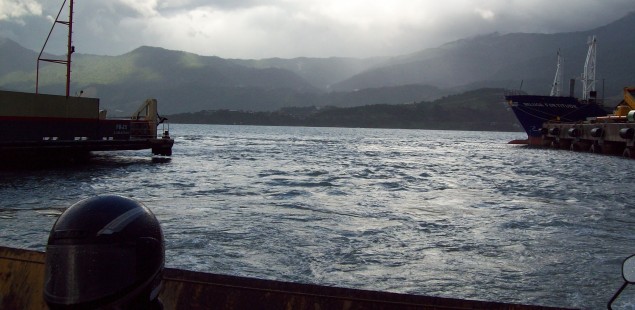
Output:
left=0, top=0, right=173, bottom=162
left=0, top=90, right=173, bottom=160
left=0, top=245, right=570, bottom=310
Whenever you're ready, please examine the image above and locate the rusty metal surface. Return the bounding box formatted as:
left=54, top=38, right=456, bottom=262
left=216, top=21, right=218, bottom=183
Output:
left=0, top=246, right=573, bottom=310
left=0, top=246, right=48, bottom=310
left=160, top=268, right=568, bottom=310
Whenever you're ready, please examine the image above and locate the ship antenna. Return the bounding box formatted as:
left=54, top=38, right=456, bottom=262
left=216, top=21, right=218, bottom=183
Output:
left=549, top=49, right=563, bottom=96
left=581, top=35, right=597, bottom=100
left=36, top=0, right=74, bottom=97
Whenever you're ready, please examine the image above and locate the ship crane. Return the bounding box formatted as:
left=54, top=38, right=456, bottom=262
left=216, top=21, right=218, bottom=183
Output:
left=550, top=50, right=564, bottom=96
left=36, top=0, right=74, bottom=97
left=581, top=35, right=597, bottom=101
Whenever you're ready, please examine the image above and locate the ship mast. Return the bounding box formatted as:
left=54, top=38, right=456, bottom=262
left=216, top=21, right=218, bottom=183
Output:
left=581, top=36, right=597, bottom=100
left=36, top=0, right=74, bottom=97
left=549, top=49, right=563, bottom=96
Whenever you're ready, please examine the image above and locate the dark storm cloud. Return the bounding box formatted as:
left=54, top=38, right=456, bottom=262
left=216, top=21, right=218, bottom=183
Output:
left=1, top=0, right=634, bottom=59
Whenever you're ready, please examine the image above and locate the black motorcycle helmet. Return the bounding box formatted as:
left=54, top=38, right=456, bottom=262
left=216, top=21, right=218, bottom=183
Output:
left=43, top=195, right=164, bottom=309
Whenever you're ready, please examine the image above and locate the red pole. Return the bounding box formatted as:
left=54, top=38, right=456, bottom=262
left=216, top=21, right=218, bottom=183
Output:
left=65, top=0, right=74, bottom=97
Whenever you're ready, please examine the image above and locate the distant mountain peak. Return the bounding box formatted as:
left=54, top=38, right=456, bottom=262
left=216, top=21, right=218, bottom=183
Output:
left=1, top=11, right=633, bottom=113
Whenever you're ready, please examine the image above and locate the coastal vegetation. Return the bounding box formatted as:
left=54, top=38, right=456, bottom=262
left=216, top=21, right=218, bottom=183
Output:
left=166, top=88, right=521, bottom=132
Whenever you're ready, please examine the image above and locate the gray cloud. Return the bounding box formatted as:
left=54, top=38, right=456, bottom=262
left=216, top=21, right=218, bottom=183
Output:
left=1, top=0, right=633, bottom=59
left=0, top=0, right=42, bottom=20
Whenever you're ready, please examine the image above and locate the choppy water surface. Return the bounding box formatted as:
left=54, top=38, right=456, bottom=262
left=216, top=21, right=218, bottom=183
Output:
left=2, top=124, right=635, bottom=309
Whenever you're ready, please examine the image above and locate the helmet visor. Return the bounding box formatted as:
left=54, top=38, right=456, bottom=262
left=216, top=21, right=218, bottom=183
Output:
left=44, top=244, right=137, bottom=305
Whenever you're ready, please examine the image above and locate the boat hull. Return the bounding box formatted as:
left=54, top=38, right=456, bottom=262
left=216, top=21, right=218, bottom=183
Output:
left=506, top=95, right=608, bottom=139
left=0, top=246, right=569, bottom=310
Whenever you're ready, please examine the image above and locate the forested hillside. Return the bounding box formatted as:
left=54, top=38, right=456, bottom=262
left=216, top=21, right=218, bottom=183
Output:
left=167, top=88, right=520, bottom=132
left=1, top=12, right=633, bottom=116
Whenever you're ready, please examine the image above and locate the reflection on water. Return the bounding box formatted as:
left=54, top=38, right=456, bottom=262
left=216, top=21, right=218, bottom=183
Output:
left=1, top=124, right=635, bottom=309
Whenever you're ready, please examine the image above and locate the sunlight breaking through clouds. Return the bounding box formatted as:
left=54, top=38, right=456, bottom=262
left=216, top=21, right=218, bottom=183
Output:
left=0, top=0, right=42, bottom=20
left=0, top=0, right=633, bottom=58
left=475, top=8, right=495, bottom=21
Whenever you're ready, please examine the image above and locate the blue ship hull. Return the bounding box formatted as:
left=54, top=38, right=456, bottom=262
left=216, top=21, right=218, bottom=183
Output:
left=505, top=94, right=609, bottom=138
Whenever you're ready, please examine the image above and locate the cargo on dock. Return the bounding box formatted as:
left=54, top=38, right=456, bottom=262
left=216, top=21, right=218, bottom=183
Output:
left=0, top=246, right=570, bottom=310
left=522, top=87, right=635, bottom=158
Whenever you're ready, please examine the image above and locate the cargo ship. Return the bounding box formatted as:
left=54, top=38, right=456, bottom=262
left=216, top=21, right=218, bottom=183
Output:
left=0, top=0, right=173, bottom=161
left=505, top=36, right=610, bottom=145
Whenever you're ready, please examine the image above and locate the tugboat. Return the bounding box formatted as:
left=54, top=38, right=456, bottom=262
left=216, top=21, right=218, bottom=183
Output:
left=0, top=0, right=173, bottom=161
left=505, top=36, right=610, bottom=145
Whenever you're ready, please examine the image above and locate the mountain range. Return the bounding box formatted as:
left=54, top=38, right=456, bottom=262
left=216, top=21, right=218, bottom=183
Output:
left=1, top=11, right=634, bottom=116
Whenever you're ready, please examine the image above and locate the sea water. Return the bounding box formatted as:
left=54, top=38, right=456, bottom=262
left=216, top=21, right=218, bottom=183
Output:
left=1, top=124, right=635, bottom=309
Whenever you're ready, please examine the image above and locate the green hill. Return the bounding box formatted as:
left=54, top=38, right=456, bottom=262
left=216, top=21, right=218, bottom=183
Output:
left=167, top=88, right=521, bottom=132
left=1, top=11, right=633, bottom=116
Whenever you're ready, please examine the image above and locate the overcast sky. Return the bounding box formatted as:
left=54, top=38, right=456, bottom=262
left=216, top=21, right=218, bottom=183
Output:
left=0, top=0, right=633, bottom=59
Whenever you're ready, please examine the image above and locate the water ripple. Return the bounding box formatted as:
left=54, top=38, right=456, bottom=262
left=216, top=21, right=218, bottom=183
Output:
left=1, top=125, right=633, bottom=309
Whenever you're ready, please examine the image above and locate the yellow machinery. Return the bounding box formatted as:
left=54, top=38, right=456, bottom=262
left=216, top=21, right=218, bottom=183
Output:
left=613, top=87, right=635, bottom=117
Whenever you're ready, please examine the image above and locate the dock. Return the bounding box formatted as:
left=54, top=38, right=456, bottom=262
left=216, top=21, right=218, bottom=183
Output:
left=538, top=118, right=635, bottom=157
left=512, top=86, right=635, bottom=158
